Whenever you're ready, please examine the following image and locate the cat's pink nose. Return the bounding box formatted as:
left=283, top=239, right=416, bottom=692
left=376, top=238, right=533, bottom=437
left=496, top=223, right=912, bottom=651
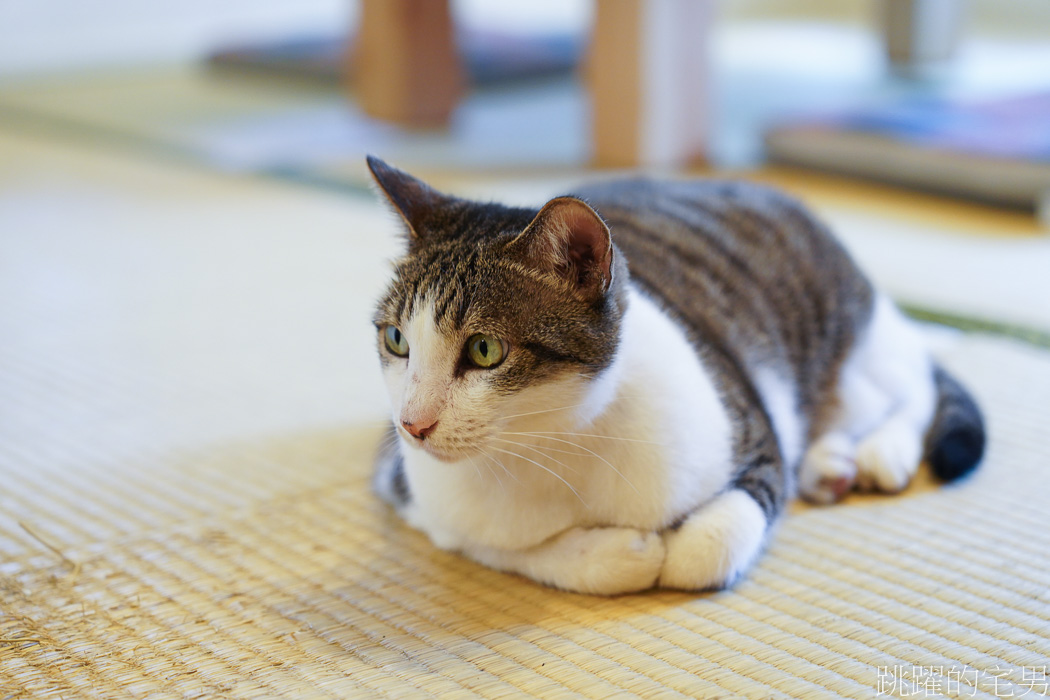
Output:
left=401, top=418, right=438, bottom=440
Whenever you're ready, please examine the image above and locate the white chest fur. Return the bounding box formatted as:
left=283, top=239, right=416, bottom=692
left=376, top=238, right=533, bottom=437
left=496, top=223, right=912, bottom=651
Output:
left=401, top=286, right=734, bottom=553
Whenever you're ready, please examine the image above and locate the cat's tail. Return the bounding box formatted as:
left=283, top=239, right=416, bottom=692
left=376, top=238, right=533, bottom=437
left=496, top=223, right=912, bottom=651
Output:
left=924, top=365, right=986, bottom=481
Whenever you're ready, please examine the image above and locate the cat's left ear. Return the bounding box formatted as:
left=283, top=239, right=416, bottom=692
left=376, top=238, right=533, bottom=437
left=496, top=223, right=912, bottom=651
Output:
left=508, top=197, right=614, bottom=302
left=366, top=155, right=455, bottom=242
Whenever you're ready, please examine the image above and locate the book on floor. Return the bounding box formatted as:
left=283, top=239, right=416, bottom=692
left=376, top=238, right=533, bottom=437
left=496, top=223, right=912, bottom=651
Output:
left=764, top=91, right=1050, bottom=219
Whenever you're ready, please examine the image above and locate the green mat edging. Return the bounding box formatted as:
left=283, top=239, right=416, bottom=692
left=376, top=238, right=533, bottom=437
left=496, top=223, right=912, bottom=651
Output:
left=899, top=303, right=1050, bottom=350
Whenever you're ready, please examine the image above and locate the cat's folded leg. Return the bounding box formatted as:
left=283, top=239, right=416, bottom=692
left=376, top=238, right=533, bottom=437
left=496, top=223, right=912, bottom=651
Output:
left=799, top=432, right=858, bottom=503
left=463, top=526, right=666, bottom=595
left=660, top=440, right=782, bottom=590
left=658, top=488, right=770, bottom=590
left=835, top=293, right=936, bottom=494
left=854, top=412, right=925, bottom=493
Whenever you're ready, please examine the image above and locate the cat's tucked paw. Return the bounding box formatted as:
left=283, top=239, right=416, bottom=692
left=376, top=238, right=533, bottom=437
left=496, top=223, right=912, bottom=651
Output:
left=658, top=489, right=767, bottom=591
left=372, top=431, right=411, bottom=511
left=465, top=526, right=665, bottom=595
left=798, top=433, right=857, bottom=503
left=855, top=420, right=923, bottom=493
left=555, top=527, right=666, bottom=595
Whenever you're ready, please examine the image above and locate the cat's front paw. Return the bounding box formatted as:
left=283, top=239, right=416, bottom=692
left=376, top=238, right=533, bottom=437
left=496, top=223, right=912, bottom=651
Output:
left=854, top=419, right=923, bottom=493
left=556, top=527, right=666, bottom=595
left=658, top=489, right=768, bottom=591
left=799, top=432, right=857, bottom=503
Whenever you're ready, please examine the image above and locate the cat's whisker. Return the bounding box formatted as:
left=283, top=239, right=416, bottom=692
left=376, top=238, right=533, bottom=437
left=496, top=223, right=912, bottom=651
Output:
left=375, top=434, right=400, bottom=453
left=466, top=454, right=484, bottom=481
left=489, top=446, right=588, bottom=507
left=500, top=431, right=640, bottom=494
left=492, top=437, right=579, bottom=474
left=478, top=448, right=519, bottom=484
left=498, top=402, right=591, bottom=421
left=371, top=435, right=399, bottom=451
left=499, top=394, right=656, bottom=425
left=468, top=453, right=502, bottom=492
left=507, top=430, right=666, bottom=446
left=499, top=439, right=592, bottom=458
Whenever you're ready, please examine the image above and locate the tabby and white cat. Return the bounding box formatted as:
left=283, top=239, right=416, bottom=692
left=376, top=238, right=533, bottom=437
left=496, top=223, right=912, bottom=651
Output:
left=367, top=156, right=985, bottom=595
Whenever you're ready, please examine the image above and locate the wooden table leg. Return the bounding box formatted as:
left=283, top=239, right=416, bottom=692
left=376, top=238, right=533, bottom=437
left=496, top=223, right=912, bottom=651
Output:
left=589, top=0, right=713, bottom=168
left=351, top=0, right=465, bottom=128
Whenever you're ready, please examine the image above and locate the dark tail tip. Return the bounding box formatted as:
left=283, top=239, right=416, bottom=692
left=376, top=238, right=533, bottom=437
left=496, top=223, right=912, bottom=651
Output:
left=928, top=424, right=985, bottom=481
left=926, top=366, right=986, bottom=482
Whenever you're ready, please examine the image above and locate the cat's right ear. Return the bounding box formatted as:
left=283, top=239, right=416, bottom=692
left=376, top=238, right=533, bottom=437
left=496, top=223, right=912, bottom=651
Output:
left=508, top=197, right=614, bottom=303
left=366, top=155, right=453, bottom=242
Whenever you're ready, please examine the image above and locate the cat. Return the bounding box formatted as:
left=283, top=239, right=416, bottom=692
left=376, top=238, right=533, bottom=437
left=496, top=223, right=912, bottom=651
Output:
left=366, top=155, right=985, bottom=595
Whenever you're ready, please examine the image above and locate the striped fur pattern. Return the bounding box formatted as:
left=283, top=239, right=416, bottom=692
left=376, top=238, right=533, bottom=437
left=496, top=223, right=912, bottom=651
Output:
left=368, top=157, right=986, bottom=595
left=574, top=178, right=874, bottom=516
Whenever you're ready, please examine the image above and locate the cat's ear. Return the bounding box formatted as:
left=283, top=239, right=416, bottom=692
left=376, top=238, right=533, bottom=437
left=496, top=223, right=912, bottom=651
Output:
left=366, top=155, right=454, bottom=241
left=508, top=197, right=614, bottom=302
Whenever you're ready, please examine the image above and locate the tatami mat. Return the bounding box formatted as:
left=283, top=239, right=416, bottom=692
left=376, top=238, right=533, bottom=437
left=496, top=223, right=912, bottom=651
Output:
left=2, top=339, right=1048, bottom=698
left=2, top=130, right=1049, bottom=698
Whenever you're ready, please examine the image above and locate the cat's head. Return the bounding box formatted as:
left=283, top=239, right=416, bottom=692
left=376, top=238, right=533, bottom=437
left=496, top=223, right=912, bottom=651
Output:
left=368, top=156, right=629, bottom=462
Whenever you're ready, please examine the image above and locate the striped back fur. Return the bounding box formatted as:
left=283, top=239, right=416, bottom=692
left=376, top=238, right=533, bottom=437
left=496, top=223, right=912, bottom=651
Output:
left=573, top=178, right=875, bottom=454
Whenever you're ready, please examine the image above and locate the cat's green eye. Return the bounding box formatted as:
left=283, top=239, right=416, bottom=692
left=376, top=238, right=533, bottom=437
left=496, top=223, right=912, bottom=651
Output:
left=466, top=334, right=507, bottom=368
left=384, top=325, right=409, bottom=357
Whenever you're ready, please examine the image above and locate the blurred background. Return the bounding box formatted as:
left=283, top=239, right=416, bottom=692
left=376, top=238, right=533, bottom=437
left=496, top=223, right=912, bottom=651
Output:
left=2, top=0, right=1049, bottom=192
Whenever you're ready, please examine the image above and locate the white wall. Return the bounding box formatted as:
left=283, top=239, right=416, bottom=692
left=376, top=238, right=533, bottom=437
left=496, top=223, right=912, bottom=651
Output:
left=1, top=0, right=1043, bottom=80
left=0, top=0, right=592, bottom=80
left=0, top=0, right=351, bottom=78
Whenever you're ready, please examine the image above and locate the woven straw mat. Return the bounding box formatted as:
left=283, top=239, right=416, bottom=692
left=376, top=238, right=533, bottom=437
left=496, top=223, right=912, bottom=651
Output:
left=1, top=211, right=1048, bottom=698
